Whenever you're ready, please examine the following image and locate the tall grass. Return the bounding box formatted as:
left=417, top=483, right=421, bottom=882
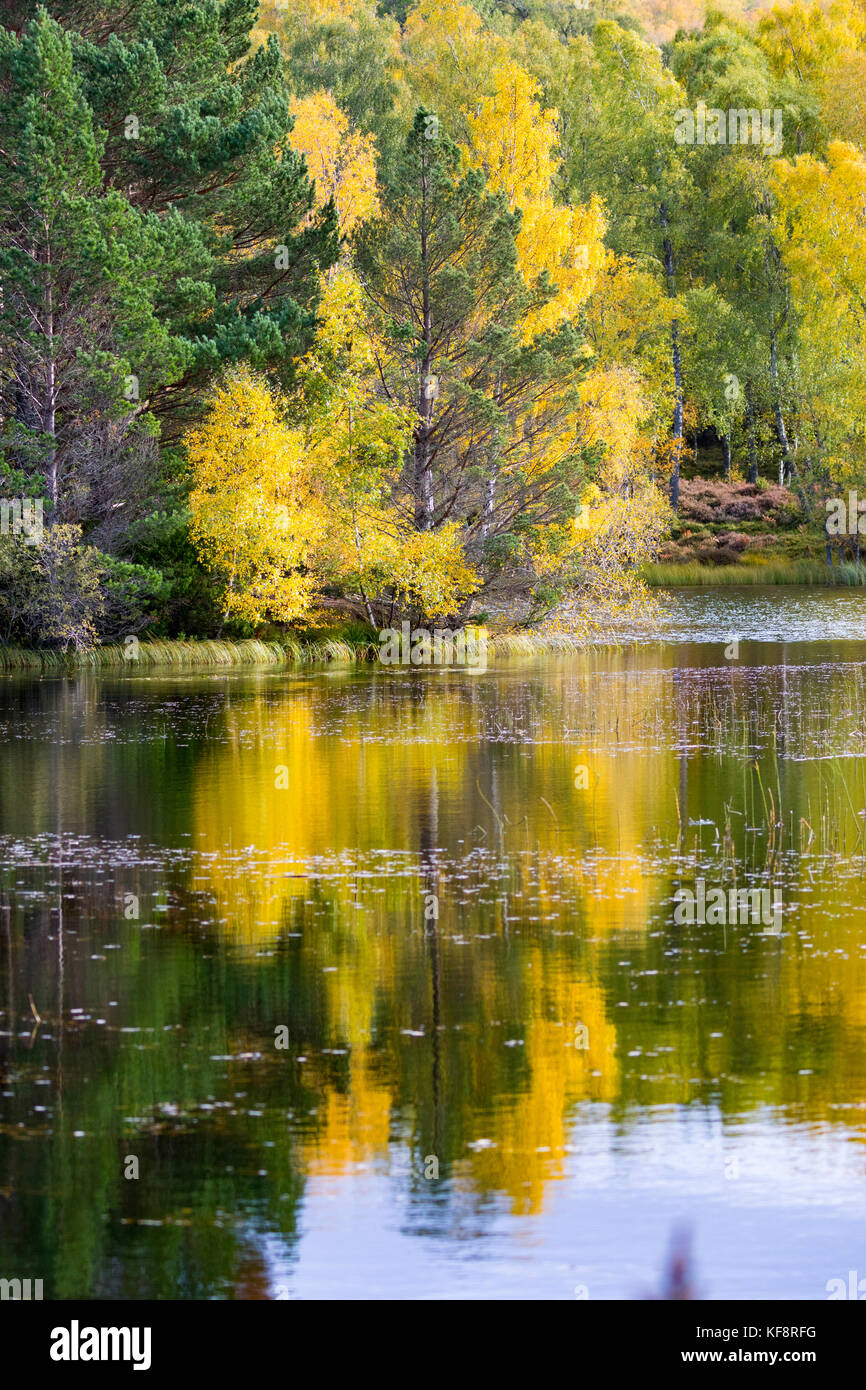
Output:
left=491, top=631, right=587, bottom=654
left=1, top=629, right=600, bottom=671
left=0, top=634, right=374, bottom=674
left=643, top=559, right=866, bottom=587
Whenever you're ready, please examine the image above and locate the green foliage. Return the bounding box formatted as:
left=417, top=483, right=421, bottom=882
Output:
left=98, top=553, right=170, bottom=641
left=354, top=109, right=591, bottom=546
left=126, top=504, right=227, bottom=638
left=277, top=0, right=405, bottom=151
left=0, top=525, right=103, bottom=649
left=0, top=1, right=338, bottom=503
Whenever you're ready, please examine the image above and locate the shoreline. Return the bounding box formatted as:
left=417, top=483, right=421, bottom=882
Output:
left=3, top=570, right=865, bottom=673
left=0, top=630, right=594, bottom=674
left=0, top=636, right=367, bottom=674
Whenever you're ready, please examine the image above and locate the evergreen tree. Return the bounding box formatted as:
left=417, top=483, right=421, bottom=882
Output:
left=354, top=110, right=592, bottom=567
left=0, top=0, right=339, bottom=515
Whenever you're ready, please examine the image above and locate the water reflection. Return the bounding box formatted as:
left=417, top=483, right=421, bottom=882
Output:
left=2, top=623, right=866, bottom=1297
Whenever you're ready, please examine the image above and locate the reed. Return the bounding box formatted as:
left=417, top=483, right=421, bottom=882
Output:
left=643, top=559, right=866, bottom=587
left=1, top=627, right=604, bottom=672
left=490, top=631, right=588, bottom=654
left=0, top=634, right=374, bottom=673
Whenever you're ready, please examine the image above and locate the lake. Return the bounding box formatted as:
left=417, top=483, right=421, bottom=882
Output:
left=2, top=586, right=866, bottom=1300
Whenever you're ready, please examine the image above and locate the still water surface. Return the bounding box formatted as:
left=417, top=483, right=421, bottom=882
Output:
left=2, top=587, right=866, bottom=1299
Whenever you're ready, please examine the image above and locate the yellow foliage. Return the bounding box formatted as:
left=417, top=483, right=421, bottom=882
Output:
left=401, top=0, right=506, bottom=136
left=771, top=141, right=866, bottom=327
left=584, top=252, right=675, bottom=428
left=259, top=0, right=368, bottom=23
left=301, top=263, right=372, bottom=401
left=296, top=270, right=478, bottom=622
left=288, top=91, right=380, bottom=238
left=571, top=484, right=670, bottom=577
left=380, top=523, right=478, bottom=619
left=819, top=50, right=866, bottom=149
left=579, top=365, right=653, bottom=493
left=300, top=264, right=412, bottom=480
left=403, top=1, right=606, bottom=335
left=462, top=60, right=606, bottom=335
left=521, top=483, right=669, bottom=634
left=463, top=61, right=558, bottom=205
left=345, top=518, right=477, bottom=621
left=770, top=141, right=866, bottom=471
left=187, top=369, right=328, bottom=626
left=757, top=0, right=866, bottom=82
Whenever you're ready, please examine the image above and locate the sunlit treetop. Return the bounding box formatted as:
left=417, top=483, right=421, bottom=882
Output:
left=288, top=91, right=380, bottom=238
left=756, top=0, right=866, bottom=83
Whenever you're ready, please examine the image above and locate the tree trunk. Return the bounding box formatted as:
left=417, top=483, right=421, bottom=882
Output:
left=44, top=238, right=58, bottom=522
left=348, top=407, right=377, bottom=628
left=721, top=434, right=731, bottom=480
left=414, top=143, right=435, bottom=532
left=480, top=372, right=504, bottom=540
left=670, top=315, right=684, bottom=512
left=660, top=207, right=683, bottom=513
left=414, top=418, right=435, bottom=531
left=745, top=385, right=758, bottom=484
left=353, top=519, right=377, bottom=628
left=769, top=330, right=792, bottom=487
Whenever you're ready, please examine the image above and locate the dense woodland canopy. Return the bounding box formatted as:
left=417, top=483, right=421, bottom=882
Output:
left=0, top=0, right=864, bottom=646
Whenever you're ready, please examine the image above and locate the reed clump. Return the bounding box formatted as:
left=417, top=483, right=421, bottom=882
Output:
left=0, top=635, right=373, bottom=673
left=643, top=559, right=866, bottom=587
left=490, top=631, right=588, bottom=655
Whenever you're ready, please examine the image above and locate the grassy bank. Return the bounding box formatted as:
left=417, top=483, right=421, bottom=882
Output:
left=0, top=630, right=573, bottom=672
left=0, top=628, right=601, bottom=672
left=0, top=633, right=377, bottom=674
left=643, top=559, right=866, bottom=587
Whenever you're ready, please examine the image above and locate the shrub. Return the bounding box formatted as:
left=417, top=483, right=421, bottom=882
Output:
left=0, top=525, right=103, bottom=650
left=724, top=497, right=762, bottom=520
left=126, top=506, right=227, bottom=637
left=716, top=532, right=750, bottom=553
left=678, top=478, right=801, bottom=527
left=682, top=501, right=715, bottom=522
left=98, top=556, right=170, bottom=642
left=697, top=541, right=740, bottom=566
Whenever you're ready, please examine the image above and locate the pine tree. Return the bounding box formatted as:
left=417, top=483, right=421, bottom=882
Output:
left=0, top=0, right=340, bottom=522
left=354, top=110, right=592, bottom=564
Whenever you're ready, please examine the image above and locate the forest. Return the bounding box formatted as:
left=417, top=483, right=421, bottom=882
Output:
left=1, top=0, right=864, bottom=649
